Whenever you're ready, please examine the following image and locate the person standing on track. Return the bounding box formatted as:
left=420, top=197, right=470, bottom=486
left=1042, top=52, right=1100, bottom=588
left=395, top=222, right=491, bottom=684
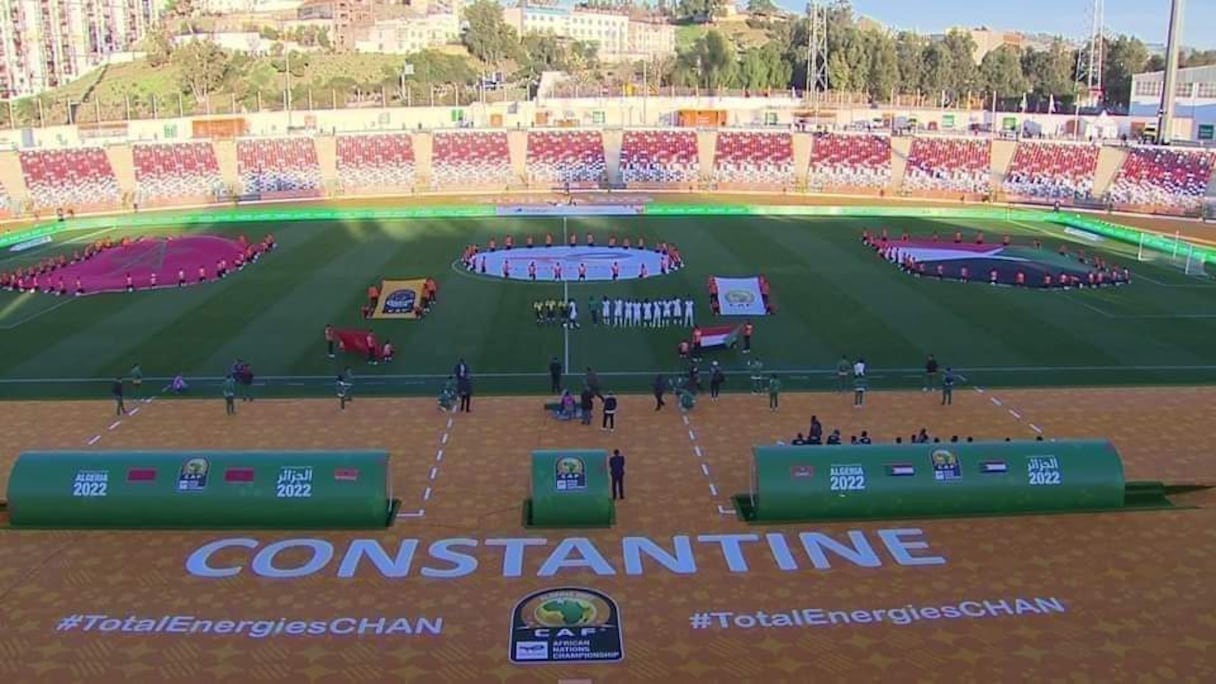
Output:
left=709, top=362, right=725, bottom=400
left=923, top=354, right=939, bottom=392
left=602, top=392, right=618, bottom=431
left=223, top=374, right=237, bottom=415
left=835, top=355, right=851, bottom=392
left=652, top=373, right=666, bottom=411
left=457, top=374, right=472, bottom=413
left=337, top=374, right=353, bottom=410
left=853, top=371, right=868, bottom=408
left=941, top=368, right=956, bottom=406
left=325, top=324, right=336, bottom=358
left=767, top=373, right=781, bottom=411
left=111, top=376, right=126, bottom=416
left=742, top=320, right=754, bottom=354
left=129, top=363, right=143, bottom=400
left=610, top=449, right=626, bottom=500
left=549, top=356, right=563, bottom=393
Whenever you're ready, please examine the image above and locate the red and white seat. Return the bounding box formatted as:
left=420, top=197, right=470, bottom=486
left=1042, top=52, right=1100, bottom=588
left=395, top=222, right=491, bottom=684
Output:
left=526, top=131, right=606, bottom=185
left=336, top=133, right=416, bottom=189
left=237, top=137, right=321, bottom=194
left=807, top=133, right=891, bottom=188
left=431, top=131, right=511, bottom=187
left=904, top=137, right=991, bottom=194
left=712, top=131, right=794, bottom=185
left=1107, top=148, right=1216, bottom=210
left=133, top=142, right=223, bottom=202
left=1003, top=142, right=1098, bottom=199
left=619, top=130, right=699, bottom=184
left=19, top=148, right=120, bottom=208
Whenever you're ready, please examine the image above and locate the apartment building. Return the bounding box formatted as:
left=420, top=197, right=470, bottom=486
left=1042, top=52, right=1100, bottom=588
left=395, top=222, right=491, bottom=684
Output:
left=353, top=10, right=459, bottom=54
left=0, top=0, right=161, bottom=97
left=502, top=5, right=674, bottom=63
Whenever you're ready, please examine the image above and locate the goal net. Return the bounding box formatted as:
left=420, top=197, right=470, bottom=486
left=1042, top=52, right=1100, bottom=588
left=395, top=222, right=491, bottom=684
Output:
left=1135, top=232, right=1212, bottom=278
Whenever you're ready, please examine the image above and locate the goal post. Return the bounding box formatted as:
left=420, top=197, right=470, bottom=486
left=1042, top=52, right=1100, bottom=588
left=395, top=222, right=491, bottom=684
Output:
left=1135, top=230, right=1212, bottom=278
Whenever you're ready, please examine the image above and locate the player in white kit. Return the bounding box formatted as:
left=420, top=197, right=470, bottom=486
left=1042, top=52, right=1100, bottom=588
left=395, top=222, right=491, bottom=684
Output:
left=683, top=298, right=695, bottom=326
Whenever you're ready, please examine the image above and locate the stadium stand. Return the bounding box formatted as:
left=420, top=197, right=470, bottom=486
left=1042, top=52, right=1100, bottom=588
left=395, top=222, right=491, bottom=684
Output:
left=903, top=137, right=992, bottom=194
left=133, top=142, right=224, bottom=203
left=526, top=130, right=606, bottom=186
left=236, top=137, right=322, bottom=195
left=1106, top=147, right=1216, bottom=211
left=807, top=133, right=892, bottom=189
left=1002, top=142, right=1098, bottom=200
left=431, top=131, right=512, bottom=187
left=0, top=180, right=8, bottom=212
left=336, top=133, right=416, bottom=190
left=19, top=148, right=121, bottom=209
left=712, top=131, right=794, bottom=186
left=619, top=130, right=699, bottom=185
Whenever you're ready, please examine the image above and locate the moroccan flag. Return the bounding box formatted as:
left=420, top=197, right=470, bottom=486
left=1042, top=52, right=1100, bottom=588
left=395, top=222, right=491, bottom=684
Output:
left=701, top=324, right=742, bottom=349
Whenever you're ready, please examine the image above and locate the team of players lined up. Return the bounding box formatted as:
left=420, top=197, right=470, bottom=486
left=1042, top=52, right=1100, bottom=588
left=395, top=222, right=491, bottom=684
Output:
left=533, top=296, right=697, bottom=328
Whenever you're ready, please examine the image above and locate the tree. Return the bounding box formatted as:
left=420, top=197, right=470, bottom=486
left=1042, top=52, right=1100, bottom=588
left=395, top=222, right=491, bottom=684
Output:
left=697, top=30, right=737, bottom=89
left=1021, top=39, right=1076, bottom=99
left=1102, top=35, right=1149, bottom=107
left=979, top=45, right=1028, bottom=98
left=462, top=0, right=519, bottom=66
left=894, top=32, right=926, bottom=95
left=747, top=0, right=777, bottom=15
left=172, top=39, right=229, bottom=101
left=941, top=29, right=979, bottom=94
left=145, top=25, right=174, bottom=68
left=865, top=30, right=899, bottom=101
left=920, top=42, right=953, bottom=98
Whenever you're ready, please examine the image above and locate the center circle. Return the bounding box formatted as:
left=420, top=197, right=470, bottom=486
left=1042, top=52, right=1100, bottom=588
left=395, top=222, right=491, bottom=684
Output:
left=465, top=245, right=680, bottom=282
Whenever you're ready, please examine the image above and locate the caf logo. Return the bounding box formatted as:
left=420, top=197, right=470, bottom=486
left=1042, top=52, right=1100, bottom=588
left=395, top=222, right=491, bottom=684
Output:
left=554, top=456, right=586, bottom=492
left=724, top=289, right=755, bottom=305
left=509, top=587, right=623, bottom=664
left=383, top=289, right=417, bottom=314
left=177, top=456, right=210, bottom=492
left=930, top=449, right=962, bottom=481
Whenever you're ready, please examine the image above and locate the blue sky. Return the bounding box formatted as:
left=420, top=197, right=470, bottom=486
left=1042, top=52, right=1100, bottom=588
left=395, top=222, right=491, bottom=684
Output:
left=773, top=0, right=1214, bottom=49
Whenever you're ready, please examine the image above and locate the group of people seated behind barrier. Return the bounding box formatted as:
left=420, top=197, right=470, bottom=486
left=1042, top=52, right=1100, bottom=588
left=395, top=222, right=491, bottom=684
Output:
left=784, top=417, right=1048, bottom=445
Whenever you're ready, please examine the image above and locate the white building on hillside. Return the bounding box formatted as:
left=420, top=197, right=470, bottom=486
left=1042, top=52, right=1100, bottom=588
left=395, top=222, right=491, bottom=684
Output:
left=501, top=5, right=674, bottom=63
left=354, top=11, right=461, bottom=55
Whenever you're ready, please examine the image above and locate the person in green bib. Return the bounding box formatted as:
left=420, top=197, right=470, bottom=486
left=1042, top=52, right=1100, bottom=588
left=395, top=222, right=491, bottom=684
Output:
left=853, top=372, right=868, bottom=408
left=129, top=363, right=143, bottom=400
left=337, top=374, right=353, bottom=411
left=767, top=374, right=781, bottom=411
left=222, top=374, right=236, bottom=415
left=835, top=355, right=851, bottom=392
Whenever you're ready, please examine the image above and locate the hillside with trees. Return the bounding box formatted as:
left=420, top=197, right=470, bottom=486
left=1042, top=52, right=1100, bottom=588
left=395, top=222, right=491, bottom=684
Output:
left=5, top=0, right=1212, bottom=127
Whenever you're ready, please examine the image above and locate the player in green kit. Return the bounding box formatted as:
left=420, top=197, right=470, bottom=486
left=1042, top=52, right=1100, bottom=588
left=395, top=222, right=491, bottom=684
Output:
left=767, top=374, right=781, bottom=411
left=853, top=372, right=868, bottom=408
left=836, top=355, right=851, bottom=392
left=222, top=374, right=237, bottom=415
left=129, top=363, right=143, bottom=400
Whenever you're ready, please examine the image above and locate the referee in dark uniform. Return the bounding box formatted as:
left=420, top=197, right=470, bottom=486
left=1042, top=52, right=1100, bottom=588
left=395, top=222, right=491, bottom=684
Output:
left=610, top=449, right=625, bottom=500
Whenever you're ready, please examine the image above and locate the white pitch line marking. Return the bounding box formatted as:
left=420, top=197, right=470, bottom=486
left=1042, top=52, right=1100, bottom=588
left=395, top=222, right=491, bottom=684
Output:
left=1030, top=424, right=1044, bottom=434
left=87, top=435, right=101, bottom=446
left=694, top=446, right=703, bottom=459
left=682, top=415, right=689, bottom=426
left=700, top=463, right=710, bottom=477
left=709, top=483, right=719, bottom=497
left=441, top=433, right=449, bottom=445
left=429, top=467, right=438, bottom=480
left=435, top=450, right=444, bottom=462
left=108, top=421, right=121, bottom=430
left=717, top=505, right=734, bottom=515
left=423, top=487, right=432, bottom=501
left=128, top=407, right=140, bottom=416
left=446, top=417, right=453, bottom=430
left=990, top=397, right=1002, bottom=406
left=974, top=387, right=985, bottom=393
left=396, top=510, right=425, bottom=518
left=688, top=430, right=696, bottom=441
left=1009, top=409, right=1022, bottom=419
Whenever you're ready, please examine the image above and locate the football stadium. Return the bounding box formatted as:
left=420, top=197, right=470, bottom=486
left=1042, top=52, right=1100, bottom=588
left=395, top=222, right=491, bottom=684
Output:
left=1, top=1, right=1216, bottom=681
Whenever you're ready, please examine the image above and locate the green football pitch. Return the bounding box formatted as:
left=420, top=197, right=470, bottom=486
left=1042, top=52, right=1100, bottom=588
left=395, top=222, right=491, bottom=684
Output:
left=1, top=213, right=1215, bottom=399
